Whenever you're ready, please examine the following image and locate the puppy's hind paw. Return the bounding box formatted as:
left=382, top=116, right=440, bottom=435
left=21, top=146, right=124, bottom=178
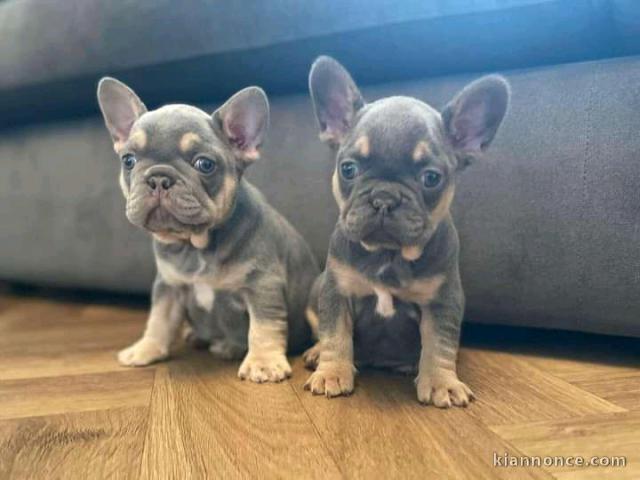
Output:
left=238, top=352, right=292, bottom=383
left=302, top=342, right=322, bottom=370
left=117, top=337, right=168, bottom=367
left=304, top=362, right=355, bottom=398
left=415, top=371, right=474, bottom=408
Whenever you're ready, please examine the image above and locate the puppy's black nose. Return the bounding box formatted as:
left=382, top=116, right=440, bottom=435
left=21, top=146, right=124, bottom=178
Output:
left=370, top=190, right=400, bottom=212
left=146, top=174, right=175, bottom=191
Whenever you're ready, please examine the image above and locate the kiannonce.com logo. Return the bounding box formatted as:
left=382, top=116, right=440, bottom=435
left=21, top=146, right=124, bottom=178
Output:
left=493, top=452, right=627, bottom=468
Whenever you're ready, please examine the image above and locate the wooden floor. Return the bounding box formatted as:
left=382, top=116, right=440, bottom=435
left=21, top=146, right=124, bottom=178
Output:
left=0, top=292, right=638, bottom=479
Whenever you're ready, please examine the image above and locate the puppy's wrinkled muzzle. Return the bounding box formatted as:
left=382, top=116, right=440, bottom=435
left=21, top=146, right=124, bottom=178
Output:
left=343, top=183, right=427, bottom=250
left=125, top=165, right=214, bottom=235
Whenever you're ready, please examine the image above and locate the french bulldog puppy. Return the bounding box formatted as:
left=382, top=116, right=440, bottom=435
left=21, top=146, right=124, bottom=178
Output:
left=97, top=78, right=319, bottom=382
left=303, top=57, right=510, bottom=406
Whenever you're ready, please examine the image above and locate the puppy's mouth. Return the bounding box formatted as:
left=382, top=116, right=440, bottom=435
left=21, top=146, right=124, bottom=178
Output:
left=361, top=219, right=402, bottom=250
left=344, top=208, right=427, bottom=251
left=145, top=200, right=211, bottom=232
left=145, top=204, right=186, bottom=233
left=126, top=192, right=213, bottom=236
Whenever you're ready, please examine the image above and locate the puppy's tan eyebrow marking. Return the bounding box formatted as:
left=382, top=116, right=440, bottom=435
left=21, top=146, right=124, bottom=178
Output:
left=129, top=129, right=147, bottom=150
left=179, top=132, right=201, bottom=153
left=354, top=135, right=370, bottom=157
left=412, top=141, right=431, bottom=162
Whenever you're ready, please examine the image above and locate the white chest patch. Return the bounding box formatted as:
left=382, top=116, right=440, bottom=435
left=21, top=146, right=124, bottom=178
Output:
left=373, top=287, right=396, bottom=318
left=193, top=283, right=216, bottom=312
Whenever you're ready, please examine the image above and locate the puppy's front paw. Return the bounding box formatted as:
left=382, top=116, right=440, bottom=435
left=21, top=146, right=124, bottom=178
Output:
left=117, top=338, right=168, bottom=367
left=238, top=351, right=292, bottom=383
left=302, top=342, right=322, bottom=370
left=304, top=361, right=355, bottom=397
left=415, top=370, right=474, bottom=408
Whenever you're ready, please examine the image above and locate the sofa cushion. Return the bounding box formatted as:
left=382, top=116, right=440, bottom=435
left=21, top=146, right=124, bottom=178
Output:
left=610, top=0, right=640, bottom=55
left=1, top=56, right=640, bottom=337
left=0, top=0, right=622, bottom=127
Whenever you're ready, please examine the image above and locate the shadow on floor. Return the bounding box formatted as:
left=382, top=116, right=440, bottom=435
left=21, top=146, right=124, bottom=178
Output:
left=462, top=322, right=640, bottom=368
left=2, top=280, right=638, bottom=369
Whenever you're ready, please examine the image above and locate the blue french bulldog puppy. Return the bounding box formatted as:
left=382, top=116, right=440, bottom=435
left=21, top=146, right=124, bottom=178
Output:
left=97, top=79, right=318, bottom=383
left=303, top=57, right=510, bottom=406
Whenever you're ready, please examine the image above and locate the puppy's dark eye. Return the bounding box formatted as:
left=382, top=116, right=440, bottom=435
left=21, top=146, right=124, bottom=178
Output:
left=122, top=154, right=137, bottom=170
left=421, top=169, right=443, bottom=188
left=340, top=161, right=360, bottom=181
left=194, top=157, right=217, bottom=174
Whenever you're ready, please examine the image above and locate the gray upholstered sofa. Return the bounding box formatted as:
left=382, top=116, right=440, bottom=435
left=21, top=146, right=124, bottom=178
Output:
left=1, top=0, right=639, bottom=337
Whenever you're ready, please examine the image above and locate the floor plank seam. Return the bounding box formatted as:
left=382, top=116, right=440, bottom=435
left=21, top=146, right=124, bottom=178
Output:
left=137, top=366, right=159, bottom=479
left=287, top=377, right=347, bottom=480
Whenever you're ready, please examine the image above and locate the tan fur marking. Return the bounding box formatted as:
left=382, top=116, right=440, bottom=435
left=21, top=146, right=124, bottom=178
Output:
left=331, top=170, right=346, bottom=212
left=354, top=135, right=370, bottom=157
left=239, top=318, right=291, bottom=382
left=117, top=294, right=183, bottom=366
left=217, top=174, right=238, bottom=222
left=153, top=232, right=187, bottom=245
left=400, top=275, right=445, bottom=304
left=190, top=231, right=209, bottom=249
left=373, top=287, right=395, bottom=317
left=328, top=256, right=375, bottom=298
left=119, top=171, right=130, bottom=197
left=304, top=305, right=355, bottom=396
left=431, top=185, right=455, bottom=225
left=129, top=129, right=147, bottom=150
left=319, top=308, right=353, bottom=361
left=361, top=241, right=380, bottom=252
left=156, top=255, right=252, bottom=291
left=412, top=141, right=431, bottom=162
left=305, top=308, right=320, bottom=338
left=328, top=256, right=445, bottom=306
left=179, top=132, right=201, bottom=153
left=416, top=308, right=473, bottom=406
left=242, top=148, right=260, bottom=161
left=401, top=245, right=423, bottom=261
left=205, top=174, right=238, bottom=225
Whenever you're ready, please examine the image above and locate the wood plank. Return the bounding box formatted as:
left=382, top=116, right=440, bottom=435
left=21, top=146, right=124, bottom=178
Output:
left=0, top=370, right=155, bottom=420
left=456, top=348, right=625, bottom=426
left=1, top=294, right=638, bottom=479
left=0, top=406, right=148, bottom=479
left=291, top=358, right=551, bottom=480
left=140, top=350, right=342, bottom=479
left=568, top=371, right=640, bottom=411
left=0, top=300, right=145, bottom=354
left=491, top=412, right=639, bottom=479
left=0, top=299, right=146, bottom=380
left=517, top=349, right=640, bottom=412
left=520, top=353, right=640, bottom=382
left=0, top=350, right=134, bottom=381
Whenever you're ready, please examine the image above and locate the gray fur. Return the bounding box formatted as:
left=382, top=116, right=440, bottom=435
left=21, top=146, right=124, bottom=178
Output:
left=97, top=78, right=318, bottom=367
left=306, top=56, right=509, bottom=400
left=153, top=180, right=317, bottom=353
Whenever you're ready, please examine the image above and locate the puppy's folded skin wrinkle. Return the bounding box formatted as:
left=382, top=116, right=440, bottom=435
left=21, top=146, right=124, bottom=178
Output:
left=97, top=78, right=319, bottom=382
left=305, top=56, right=509, bottom=405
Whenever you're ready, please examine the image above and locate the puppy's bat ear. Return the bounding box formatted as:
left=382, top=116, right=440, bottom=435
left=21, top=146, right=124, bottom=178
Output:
left=213, top=87, right=269, bottom=164
left=442, top=75, right=510, bottom=169
left=309, top=56, right=364, bottom=146
left=97, top=77, right=147, bottom=150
